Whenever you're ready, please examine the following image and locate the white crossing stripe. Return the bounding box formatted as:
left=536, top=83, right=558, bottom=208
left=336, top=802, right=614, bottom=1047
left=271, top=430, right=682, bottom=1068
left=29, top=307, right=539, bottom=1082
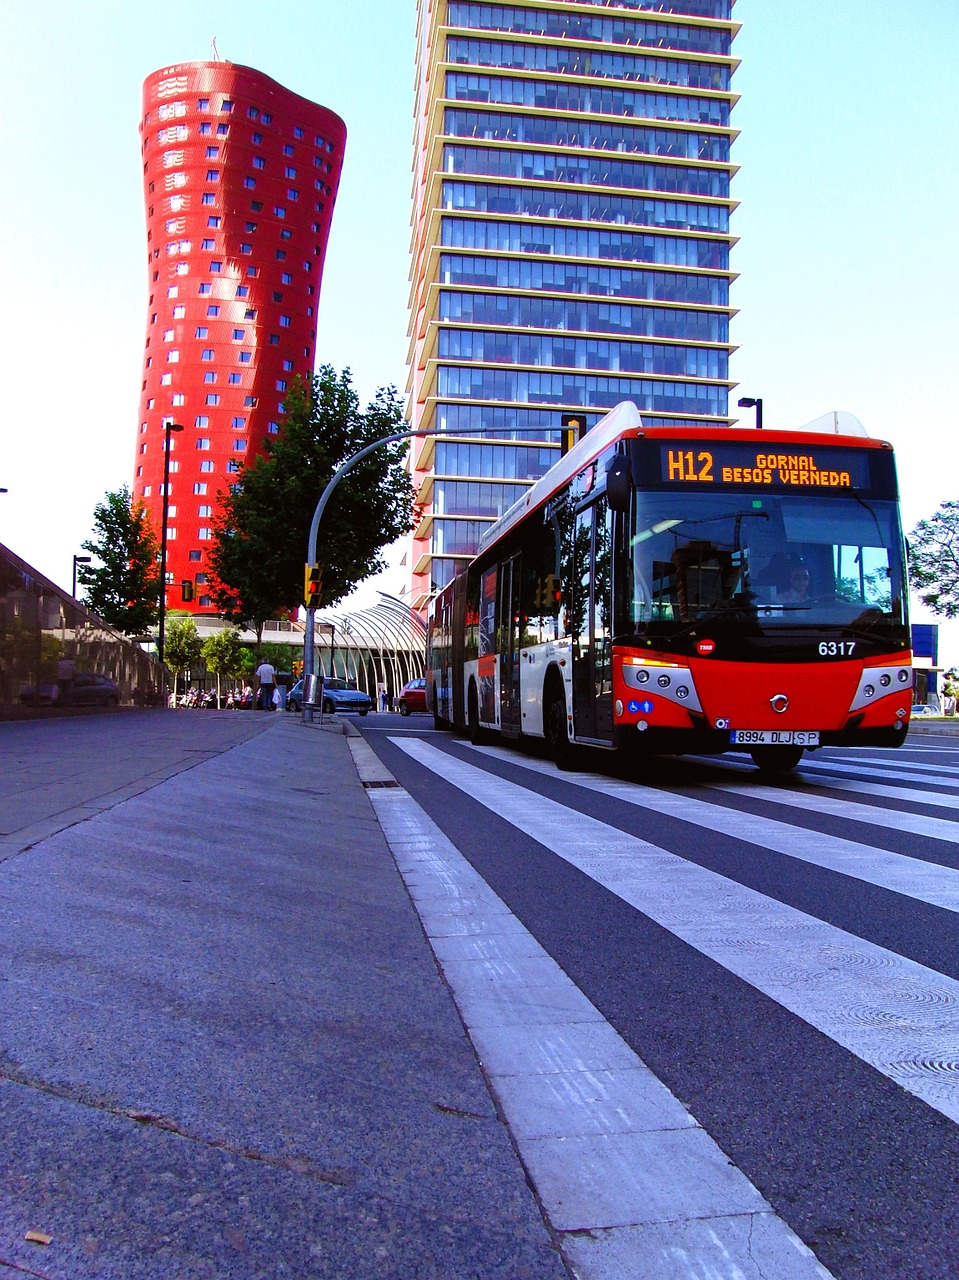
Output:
left=787, top=771, right=958, bottom=813
left=362, top=763, right=833, bottom=1279
left=688, top=754, right=959, bottom=813
left=705, top=776, right=959, bottom=837
left=392, top=737, right=959, bottom=1126
left=720, top=752, right=959, bottom=791
left=815, top=751, right=959, bottom=777
left=470, top=744, right=959, bottom=912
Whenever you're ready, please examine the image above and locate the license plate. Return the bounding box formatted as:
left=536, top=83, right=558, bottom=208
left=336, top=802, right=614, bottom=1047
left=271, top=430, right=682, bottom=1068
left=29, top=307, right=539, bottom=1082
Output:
left=729, top=729, right=819, bottom=746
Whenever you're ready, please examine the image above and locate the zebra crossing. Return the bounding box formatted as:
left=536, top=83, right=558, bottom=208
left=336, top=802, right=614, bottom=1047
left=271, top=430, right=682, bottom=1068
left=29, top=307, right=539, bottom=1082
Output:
left=357, top=730, right=959, bottom=1280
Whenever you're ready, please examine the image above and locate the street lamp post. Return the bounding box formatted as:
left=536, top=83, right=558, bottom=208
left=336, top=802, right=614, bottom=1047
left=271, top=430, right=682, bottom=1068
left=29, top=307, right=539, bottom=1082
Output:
left=301, top=424, right=551, bottom=721
left=738, top=396, right=763, bottom=430
left=72, top=555, right=91, bottom=598
left=157, top=421, right=184, bottom=663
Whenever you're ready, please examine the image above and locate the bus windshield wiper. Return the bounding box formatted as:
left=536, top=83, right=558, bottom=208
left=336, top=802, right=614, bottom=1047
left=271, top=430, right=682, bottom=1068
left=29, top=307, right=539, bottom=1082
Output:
left=662, top=602, right=758, bottom=642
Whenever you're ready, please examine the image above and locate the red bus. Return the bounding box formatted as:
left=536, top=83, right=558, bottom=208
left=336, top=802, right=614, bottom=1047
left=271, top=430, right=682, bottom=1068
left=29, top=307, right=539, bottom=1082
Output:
left=427, top=401, right=913, bottom=773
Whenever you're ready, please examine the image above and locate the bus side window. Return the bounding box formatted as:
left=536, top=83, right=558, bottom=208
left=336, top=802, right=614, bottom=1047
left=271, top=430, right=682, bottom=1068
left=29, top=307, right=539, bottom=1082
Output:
left=464, top=571, right=480, bottom=661
left=553, top=494, right=575, bottom=640
left=525, top=571, right=559, bottom=644
left=524, top=511, right=559, bottom=644
left=523, top=561, right=541, bottom=646
left=543, top=573, right=559, bottom=642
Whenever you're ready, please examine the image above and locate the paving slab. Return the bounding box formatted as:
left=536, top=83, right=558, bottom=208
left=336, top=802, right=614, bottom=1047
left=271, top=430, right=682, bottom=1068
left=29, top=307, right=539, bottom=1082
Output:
left=0, top=712, right=565, bottom=1279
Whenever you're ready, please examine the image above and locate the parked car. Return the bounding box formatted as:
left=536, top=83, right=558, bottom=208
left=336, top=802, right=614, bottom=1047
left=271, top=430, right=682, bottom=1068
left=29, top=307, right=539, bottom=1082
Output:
left=398, top=677, right=427, bottom=716
left=285, top=677, right=371, bottom=715
left=19, top=673, right=120, bottom=708
left=911, top=704, right=939, bottom=717
left=286, top=680, right=306, bottom=713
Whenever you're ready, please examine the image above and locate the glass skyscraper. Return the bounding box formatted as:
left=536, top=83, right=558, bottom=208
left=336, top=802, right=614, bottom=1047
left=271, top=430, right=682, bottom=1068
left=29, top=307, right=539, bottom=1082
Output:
left=408, top=0, right=739, bottom=608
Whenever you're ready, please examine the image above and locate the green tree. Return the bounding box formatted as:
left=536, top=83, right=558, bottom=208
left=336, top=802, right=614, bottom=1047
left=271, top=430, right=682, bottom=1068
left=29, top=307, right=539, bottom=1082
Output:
left=208, top=367, right=414, bottom=638
left=909, top=501, right=959, bottom=618
left=78, top=486, right=160, bottom=636
left=164, top=617, right=203, bottom=704
left=201, top=627, right=245, bottom=708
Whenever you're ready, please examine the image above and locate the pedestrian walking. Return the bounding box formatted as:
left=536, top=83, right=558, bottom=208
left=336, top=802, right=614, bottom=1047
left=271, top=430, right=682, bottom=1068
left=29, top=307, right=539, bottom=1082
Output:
left=254, top=659, right=276, bottom=711
left=944, top=670, right=958, bottom=717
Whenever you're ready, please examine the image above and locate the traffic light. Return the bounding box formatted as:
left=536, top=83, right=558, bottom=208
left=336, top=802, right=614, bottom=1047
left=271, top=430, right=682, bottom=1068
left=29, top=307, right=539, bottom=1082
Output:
left=304, top=563, right=323, bottom=609
left=560, top=413, right=586, bottom=456
left=180, top=580, right=194, bottom=602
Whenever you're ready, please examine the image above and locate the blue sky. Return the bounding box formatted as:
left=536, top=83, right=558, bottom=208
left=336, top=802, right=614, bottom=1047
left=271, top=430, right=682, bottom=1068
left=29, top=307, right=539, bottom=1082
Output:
left=0, top=0, right=954, bottom=663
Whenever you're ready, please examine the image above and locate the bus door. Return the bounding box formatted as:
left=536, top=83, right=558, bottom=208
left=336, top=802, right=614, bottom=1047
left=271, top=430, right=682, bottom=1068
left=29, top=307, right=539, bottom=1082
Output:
left=572, top=499, right=613, bottom=743
left=498, top=554, right=522, bottom=737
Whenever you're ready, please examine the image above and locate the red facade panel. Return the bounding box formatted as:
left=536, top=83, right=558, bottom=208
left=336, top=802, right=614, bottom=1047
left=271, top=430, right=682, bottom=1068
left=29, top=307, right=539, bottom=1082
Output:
left=134, top=62, right=346, bottom=611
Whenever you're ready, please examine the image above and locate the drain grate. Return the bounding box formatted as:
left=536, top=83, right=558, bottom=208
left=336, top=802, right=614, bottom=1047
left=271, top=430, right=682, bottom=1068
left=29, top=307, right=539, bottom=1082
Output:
left=362, top=779, right=402, bottom=789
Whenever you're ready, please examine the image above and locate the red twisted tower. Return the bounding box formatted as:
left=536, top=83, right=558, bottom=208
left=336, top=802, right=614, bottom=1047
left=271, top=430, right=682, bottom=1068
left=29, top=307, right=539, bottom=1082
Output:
left=134, top=62, right=346, bottom=612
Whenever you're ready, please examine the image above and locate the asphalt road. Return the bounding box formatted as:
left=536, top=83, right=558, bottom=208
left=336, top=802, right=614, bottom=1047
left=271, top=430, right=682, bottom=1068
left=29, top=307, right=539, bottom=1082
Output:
left=2, top=709, right=956, bottom=1279
left=359, top=715, right=959, bottom=1280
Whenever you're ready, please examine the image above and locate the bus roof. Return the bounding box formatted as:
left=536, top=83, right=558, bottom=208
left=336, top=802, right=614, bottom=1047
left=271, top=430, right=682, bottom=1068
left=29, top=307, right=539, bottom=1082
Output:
left=477, top=402, right=892, bottom=557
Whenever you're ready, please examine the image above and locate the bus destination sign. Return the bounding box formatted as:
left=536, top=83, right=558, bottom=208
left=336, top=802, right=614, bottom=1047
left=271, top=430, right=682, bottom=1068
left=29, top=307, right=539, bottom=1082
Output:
left=658, top=444, right=871, bottom=490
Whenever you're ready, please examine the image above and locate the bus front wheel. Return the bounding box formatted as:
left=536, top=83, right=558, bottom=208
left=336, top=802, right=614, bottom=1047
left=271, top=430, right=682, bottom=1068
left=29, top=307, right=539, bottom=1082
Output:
left=750, top=745, right=804, bottom=774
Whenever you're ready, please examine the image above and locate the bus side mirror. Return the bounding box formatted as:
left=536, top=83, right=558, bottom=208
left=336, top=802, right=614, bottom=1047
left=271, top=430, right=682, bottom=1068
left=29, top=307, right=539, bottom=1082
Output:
left=606, top=455, right=632, bottom=512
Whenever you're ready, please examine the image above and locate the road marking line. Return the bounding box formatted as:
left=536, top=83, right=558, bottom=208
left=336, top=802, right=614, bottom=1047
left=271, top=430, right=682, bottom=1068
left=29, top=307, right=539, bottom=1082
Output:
left=720, top=752, right=959, bottom=791
left=393, top=737, right=959, bottom=1126
left=705, top=777, right=959, bottom=838
left=711, top=762, right=957, bottom=814
left=356, top=742, right=832, bottom=1278
left=469, top=744, right=959, bottom=909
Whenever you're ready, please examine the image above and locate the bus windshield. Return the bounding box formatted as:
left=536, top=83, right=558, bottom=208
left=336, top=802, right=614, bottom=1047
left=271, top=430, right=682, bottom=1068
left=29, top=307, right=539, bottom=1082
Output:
left=626, top=489, right=906, bottom=635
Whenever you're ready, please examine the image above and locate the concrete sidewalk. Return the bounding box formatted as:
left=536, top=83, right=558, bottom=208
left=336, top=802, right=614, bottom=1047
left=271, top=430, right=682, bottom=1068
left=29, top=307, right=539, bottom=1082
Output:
left=0, top=712, right=565, bottom=1279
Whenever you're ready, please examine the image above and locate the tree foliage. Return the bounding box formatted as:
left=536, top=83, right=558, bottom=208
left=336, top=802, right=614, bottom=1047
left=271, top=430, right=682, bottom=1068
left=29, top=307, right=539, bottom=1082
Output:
left=258, top=641, right=295, bottom=674
left=201, top=627, right=245, bottom=707
left=78, top=486, right=160, bottom=635
left=164, top=617, right=203, bottom=702
left=208, top=367, right=414, bottom=632
left=909, top=501, right=959, bottom=618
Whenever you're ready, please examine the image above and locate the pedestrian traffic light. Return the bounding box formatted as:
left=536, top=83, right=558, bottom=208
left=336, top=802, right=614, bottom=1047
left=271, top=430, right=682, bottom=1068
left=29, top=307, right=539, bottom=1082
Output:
left=304, top=563, right=322, bottom=608
left=181, top=580, right=194, bottom=602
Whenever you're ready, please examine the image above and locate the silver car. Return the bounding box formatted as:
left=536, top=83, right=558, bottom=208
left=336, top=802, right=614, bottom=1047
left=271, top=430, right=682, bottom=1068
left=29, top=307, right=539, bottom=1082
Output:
left=285, top=677, right=371, bottom=715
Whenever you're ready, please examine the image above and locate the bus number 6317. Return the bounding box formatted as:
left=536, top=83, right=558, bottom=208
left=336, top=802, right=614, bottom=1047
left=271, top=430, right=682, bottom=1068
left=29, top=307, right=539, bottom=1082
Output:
left=818, top=641, right=856, bottom=657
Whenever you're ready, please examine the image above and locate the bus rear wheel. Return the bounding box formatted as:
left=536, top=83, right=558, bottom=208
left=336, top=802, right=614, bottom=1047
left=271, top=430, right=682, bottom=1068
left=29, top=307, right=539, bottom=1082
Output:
left=545, top=683, right=574, bottom=771
left=750, top=745, right=804, bottom=774
left=467, top=681, right=486, bottom=746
